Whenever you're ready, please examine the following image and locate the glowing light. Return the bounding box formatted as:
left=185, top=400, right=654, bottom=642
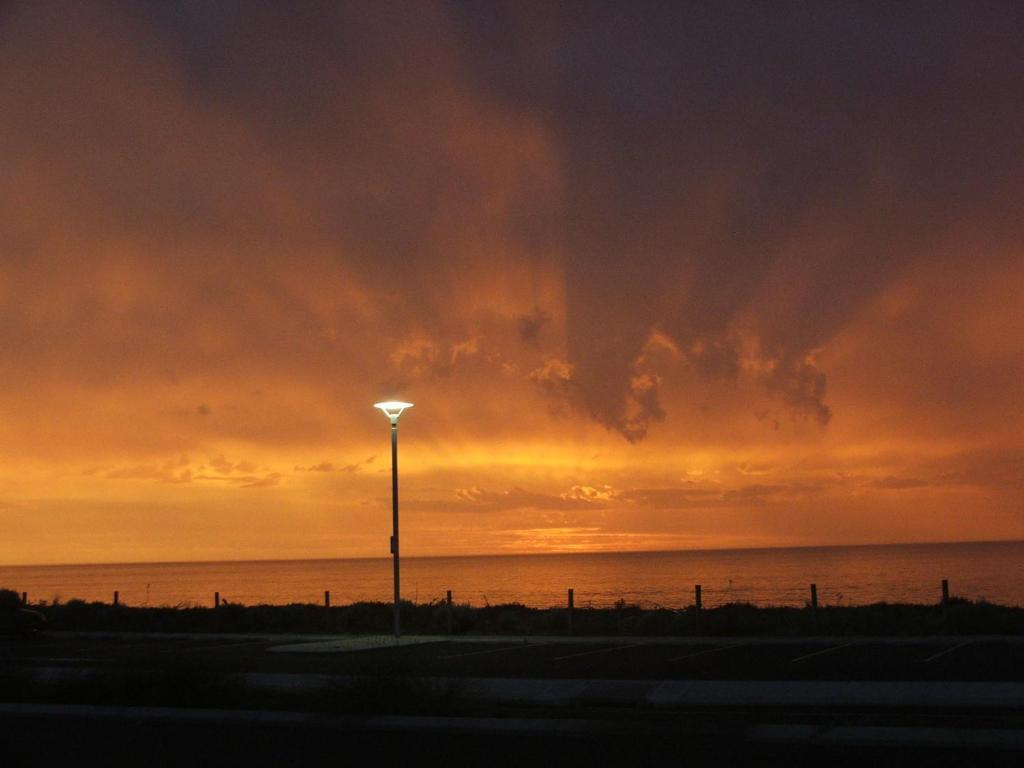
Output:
left=374, top=401, right=414, bottom=422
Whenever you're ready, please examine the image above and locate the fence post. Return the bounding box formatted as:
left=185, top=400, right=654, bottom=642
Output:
left=941, top=579, right=950, bottom=632
left=694, top=584, right=702, bottom=635
left=568, top=588, right=574, bottom=635
left=214, top=591, right=220, bottom=609
left=446, top=590, right=453, bottom=635
left=21, top=592, right=27, bottom=606
left=113, top=590, right=119, bottom=607
left=810, top=583, right=819, bottom=633
left=324, top=590, right=331, bottom=633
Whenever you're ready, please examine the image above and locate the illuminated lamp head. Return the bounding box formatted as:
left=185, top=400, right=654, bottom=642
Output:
left=374, top=401, right=414, bottom=424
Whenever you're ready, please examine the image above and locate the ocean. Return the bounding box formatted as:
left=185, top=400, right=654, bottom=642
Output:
left=2, top=540, right=1022, bottom=609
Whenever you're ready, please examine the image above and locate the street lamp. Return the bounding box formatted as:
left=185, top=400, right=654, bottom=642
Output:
left=374, top=400, right=414, bottom=639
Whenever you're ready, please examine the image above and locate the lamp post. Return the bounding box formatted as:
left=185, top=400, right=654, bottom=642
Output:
left=374, top=401, right=414, bottom=639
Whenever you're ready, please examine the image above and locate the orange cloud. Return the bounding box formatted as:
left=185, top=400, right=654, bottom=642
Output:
left=0, top=2, right=1022, bottom=565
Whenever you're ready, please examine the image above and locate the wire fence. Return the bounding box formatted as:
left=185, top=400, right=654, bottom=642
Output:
left=13, top=578, right=976, bottom=611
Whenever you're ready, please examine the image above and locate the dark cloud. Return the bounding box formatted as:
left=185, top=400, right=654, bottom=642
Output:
left=297, top=462, right=338, bottom=472
left=101, top=452, right=275, bottom=486
left=517, top=310, right=550, bottom=346
left=540, top=2, right=1024, bottom=438
left=618, top=487, right=721, bottom=509
left=622, top=483, right=826, bottom=509
left=764, top=360, right=832, bottom=426
left=933, top=448, right=1024, bottom=494
left=0, top=0, right=1022, bottom=463
left=240, top=472, right=281, bottom=489
left=194, top=471, right=280, bottom=488
left=209, top=455, right=234, bottom=474
left=295, top=456, right=376, bottom=473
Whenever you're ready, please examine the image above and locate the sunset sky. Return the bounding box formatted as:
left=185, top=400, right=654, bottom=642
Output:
left=1, top=1, right=1022, bottom=565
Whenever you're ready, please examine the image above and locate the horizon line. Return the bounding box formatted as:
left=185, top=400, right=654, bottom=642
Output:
left=2, top=537, right=1022, bottom=570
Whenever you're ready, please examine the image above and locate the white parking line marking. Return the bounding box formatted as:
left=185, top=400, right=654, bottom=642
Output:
left=440, top=643, right=551, bottom=660
left=669, top=643, right=744, bottom=662
left=790, top=641, right=858, bottom=663
left=552, top=644, right=637, bottom=661
left=922, top=640, right=975, bottom=663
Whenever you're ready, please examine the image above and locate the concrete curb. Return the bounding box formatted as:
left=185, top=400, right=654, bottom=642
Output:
left=0, top=702, right=633, bottom=735
left=269, top=635, right=449, bottom=652
left=748, top=723, right=1024, bottom=750
left=44, top=631, right=1024, bottom=649
left=643, top=679, right=1024, bottom=709
left=242, top=672, right=1024, bottom=710
left=267, top=633, right=1024, bottom=653
left=20, top=665, right=1024, bottom=710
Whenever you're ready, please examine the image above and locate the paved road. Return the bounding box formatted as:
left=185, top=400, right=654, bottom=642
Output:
left=4, top=632, right=1024, bottom=762
left=4, top=633, right=1023, bottom=681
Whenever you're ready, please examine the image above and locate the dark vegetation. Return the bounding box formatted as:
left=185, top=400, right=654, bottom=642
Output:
left=0, top=658, right=247, bottom=709
left=0, top=587, right=45, bottom=636
left=0, top=656, right=466, bottom=716
left=4, top=588, right=1022, bottom=636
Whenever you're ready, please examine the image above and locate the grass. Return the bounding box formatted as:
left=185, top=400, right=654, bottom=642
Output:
left=0, top=657, right=248, bottom=709
left=6, top=587, right=1023, bottom=637
left=0, top=629, right=466, bottom=715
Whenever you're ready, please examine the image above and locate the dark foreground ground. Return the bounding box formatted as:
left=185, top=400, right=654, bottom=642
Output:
left=4, top=632, right=1024, bottom=681
left=5, top=706, right=1018, bottom=768
left=3, top=631, right=1024, bottom=765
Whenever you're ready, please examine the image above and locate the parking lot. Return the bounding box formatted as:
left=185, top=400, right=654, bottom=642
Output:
left=5, top=632, right=1024, bottom=760
left=298, top=636, right=1024, bottom=681
left=4, top=633, right=1023, bottom=682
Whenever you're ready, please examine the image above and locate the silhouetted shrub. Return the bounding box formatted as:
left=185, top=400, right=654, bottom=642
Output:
left=7, top=585, right=1022, bottom=637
